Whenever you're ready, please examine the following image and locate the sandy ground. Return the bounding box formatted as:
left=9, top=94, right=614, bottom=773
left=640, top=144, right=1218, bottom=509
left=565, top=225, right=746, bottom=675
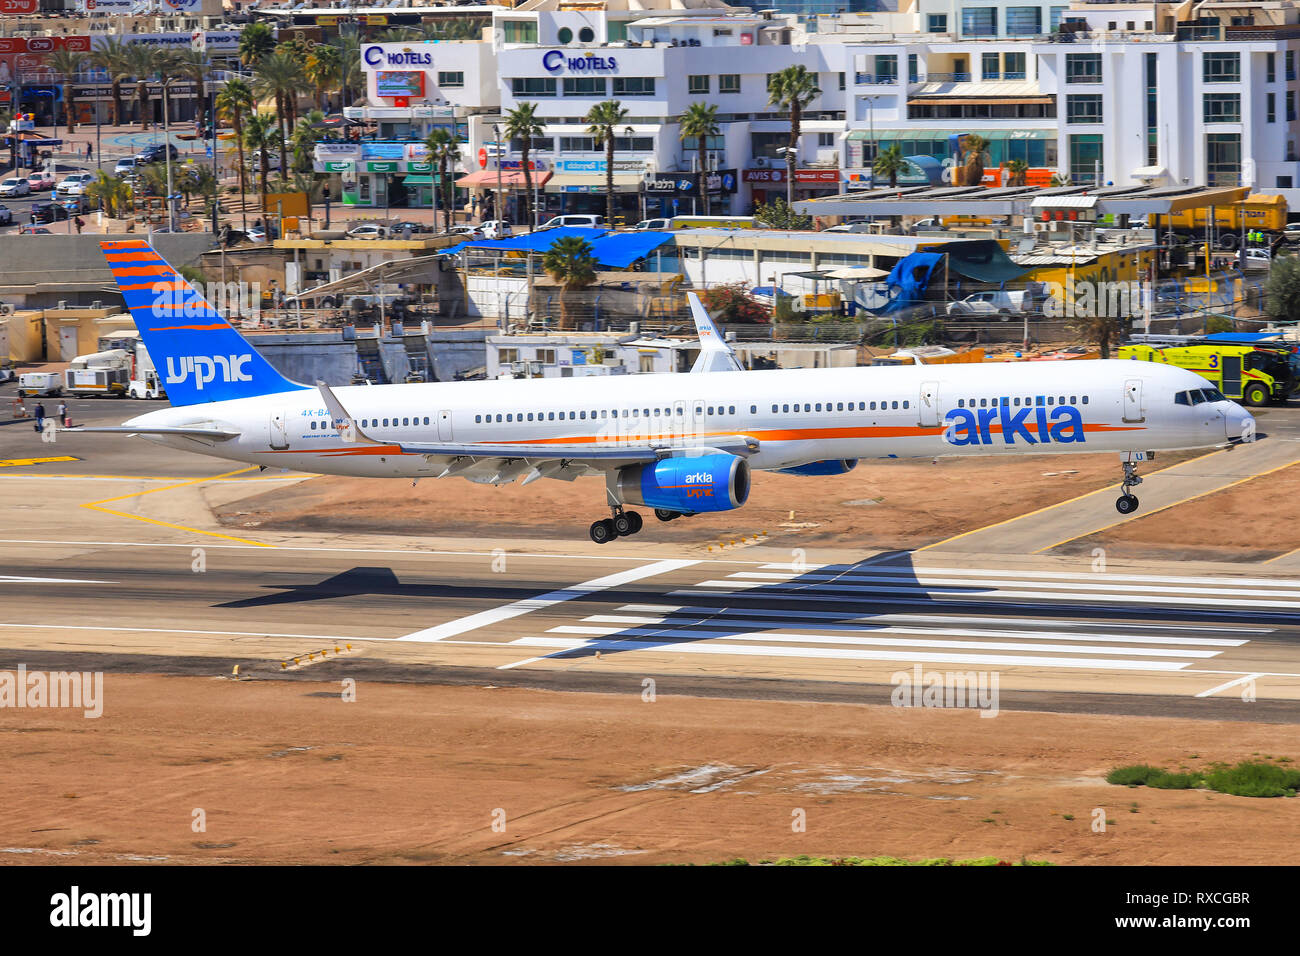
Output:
left=1060, top=460, right=1300, bottom=563
left=220, top=450, right=1205, bottom=551
left=1, top=675, right=1295, bottom=866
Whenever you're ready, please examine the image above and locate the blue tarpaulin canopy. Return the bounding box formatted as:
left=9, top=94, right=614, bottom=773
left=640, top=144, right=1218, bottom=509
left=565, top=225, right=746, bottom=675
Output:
left=439, top=227, right=672, bottom=268
left=871, top=251, right=944, bottom=315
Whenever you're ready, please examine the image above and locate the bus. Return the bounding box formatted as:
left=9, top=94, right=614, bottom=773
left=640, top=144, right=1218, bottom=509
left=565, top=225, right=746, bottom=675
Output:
left=1117, top=342, right=1295, bottom=406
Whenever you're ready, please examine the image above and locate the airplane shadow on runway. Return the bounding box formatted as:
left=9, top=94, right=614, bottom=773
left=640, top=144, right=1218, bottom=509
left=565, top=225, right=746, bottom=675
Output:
left=214, top=566, right=552, bottom=609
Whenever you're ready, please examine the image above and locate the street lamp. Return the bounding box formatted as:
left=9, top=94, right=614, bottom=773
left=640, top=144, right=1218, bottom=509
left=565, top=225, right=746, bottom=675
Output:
left=863, top=94, right=882, bottom=186
left=492, top=121, right=503, bottom=225
left=776, top=145, right=797, bottom=207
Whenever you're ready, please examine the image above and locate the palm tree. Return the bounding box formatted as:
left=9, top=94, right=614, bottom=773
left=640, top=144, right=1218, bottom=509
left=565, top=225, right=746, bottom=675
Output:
left=423, top=127, right=461, bottom=233
left=86, top=170, right=131, bottom=219
left=871, top=143, right=909, bottom=188
left=291, top=110, right=323, bottom=173
left=305, top=43, right=341, bottom=112
left=678, top=101, right=719, bottom=217
left=217, top=78, right=255, bottom=231
left=1006, top=158, right=1029, bottom=187
left=243, top=111, right=278, bottom=211
left=541, top=235, right=598, bottom=331
left=962, top=133, right=990, bottom=187
left=123, top=43, right=158, bottom=130
left=332, top=34, right=364, bottom=113
left=153, top=49, right=185, bottom=127
left=504, top=102, right=543, bottom=228
left=254, top=51, right=306, bottom=181
left=171, top=48, right=212, bottom=128
left=46, top=49, right=86, bottom=133
left=767, top=65, right=821, bottom=206
left=585, top=100, right=628, bottom=227
left=88, top=36, right=130, bottom=126
left=238, top=22, right=276, bottom=69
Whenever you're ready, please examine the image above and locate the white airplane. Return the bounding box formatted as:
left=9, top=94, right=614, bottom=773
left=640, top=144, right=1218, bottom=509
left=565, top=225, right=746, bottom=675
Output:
left=69, top=239, right=1255, bottom=544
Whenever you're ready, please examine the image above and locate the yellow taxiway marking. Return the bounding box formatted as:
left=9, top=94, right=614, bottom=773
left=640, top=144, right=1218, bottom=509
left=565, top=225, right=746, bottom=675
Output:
left=0, top=456, right=81, bottom=467
left=914, top=449, right=1227, bottom=554
left=1033, top=457, right=1300, bottom=554
left=80, top=466, right=276, bottom=548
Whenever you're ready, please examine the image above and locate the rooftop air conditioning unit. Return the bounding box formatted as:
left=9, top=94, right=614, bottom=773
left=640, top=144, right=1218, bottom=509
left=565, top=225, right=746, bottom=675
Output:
left=753, top=156, right=769, bottom=168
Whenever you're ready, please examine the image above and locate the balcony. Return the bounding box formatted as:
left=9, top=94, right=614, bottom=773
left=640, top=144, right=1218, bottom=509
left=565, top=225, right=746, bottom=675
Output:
left=918, top=72, right=973, bottom=83
left=854, top=73, right=900, bottom=86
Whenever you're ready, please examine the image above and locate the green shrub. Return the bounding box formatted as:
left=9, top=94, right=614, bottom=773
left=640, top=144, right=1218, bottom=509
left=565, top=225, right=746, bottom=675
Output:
left=1205, top=761, right=1300, bottom=798
left=1106, top=764, right=1164, bottom=786
left=1146, top=771, right=1203, bottom=790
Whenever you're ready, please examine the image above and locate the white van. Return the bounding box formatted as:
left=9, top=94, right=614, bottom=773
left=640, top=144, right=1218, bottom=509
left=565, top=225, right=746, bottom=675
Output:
left=17, top=371, right=63, bottom=397
left=536, top=214, right=604, bottom=231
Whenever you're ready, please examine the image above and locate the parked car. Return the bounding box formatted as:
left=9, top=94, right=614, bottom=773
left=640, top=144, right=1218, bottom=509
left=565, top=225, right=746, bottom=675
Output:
left=447, top=224, right=485, bottom=241
left=480, top=219, right=513, bottom=240
left=56, top=173, right=95, bottom=197
left=0, top=177, right=30, bottom=197
left=18, top=226, right=52, bottom=234
left=633, top=218, right=671, bottom=231
left=25, top=171, right=55, bottom=191
left=388, top=220, right=431, bottom=237
left=346, top=223, right=388, bottom=240
left=535, top=214, right=603, bottom=230
left=244, top=226, right=269, bottom=243
left=946, top=290, right=1030, bottom=317
left=0, top=204, right=12, bottom=226
left=135, top=143, right=178, bottom=164
left=114, top=157, right=138, bottom=176
left=1243, top=248, right=1272, bottom=271
left=60, top=195, right=96, bottom=214
left=244, top=148, right=281, bottom=171
left=29, top=201, right=71, bottom=223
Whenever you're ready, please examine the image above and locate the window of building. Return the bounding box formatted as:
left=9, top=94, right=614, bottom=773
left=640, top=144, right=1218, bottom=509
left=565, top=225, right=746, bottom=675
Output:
left=511, top=77, right=556, bottom=97
left=510, top=136, right=553, bottom=152
left=1066, top=94, right=1103, bottom=123
left=1267, top=52, right=1276, bottom=83
left=557, top=26, right=573, bottom=43
left=502, top=21, right=537, bottom=44
left=982, top=51, right=1000, bottom=79
left=559, top=136, right=596, bottom=151
left=1202, top=52, right=1240, bottom=83
left=1205, top=132, right=1242, bottom=186
left=607, top=21, right=627, bottom=42
left=927, top=13, right=947, bottom=32
left=1004, top=52, right=1026, bottom=79
left=562, top=76, right=607, bottom=96
left=1289, top=50, right=1297, bottom=80
left=839, top=71, right=846, bottom=90
left=579, top=26, right=595, bottom=42
left=719, top=73, right=741, bottom=94
left=1289, top=90, right=1297, bottom=122
left=1065, top=53, right=1102, bottom=83
left=907, top=54, right=918, bottom=83
left=613, top=76, right=655, bottom=96
left=1050, top=6, right=1067, bottom=30
left=1267, top=92, right=1276, bottom=123
left=438, top=71, right=464, bottom=88
left=1280, top=176, right=1294, bottom=188
left=1203, top=92, right=1241, bottom=123
left=1068, top=133, right=1103, bottom=183
left=818, top=132, right=834, bottom=147
left=536, top=348, right=556, bottom=364
left=1005, top=6, right=1041, bottom=35
left=688, top=74, right=710, bottom=95
left=961, top=7, right=996, bottom=36
left=499, top=348, right=519, bottom=364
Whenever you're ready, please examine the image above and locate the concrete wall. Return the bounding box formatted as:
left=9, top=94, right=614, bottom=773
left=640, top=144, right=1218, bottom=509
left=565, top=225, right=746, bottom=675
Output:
left=246, top=327, right=489, bottom=386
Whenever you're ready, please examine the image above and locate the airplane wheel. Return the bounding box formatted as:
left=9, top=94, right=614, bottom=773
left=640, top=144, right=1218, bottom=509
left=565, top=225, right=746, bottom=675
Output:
left=589, top=518, right=616, bottom=544
left=613, top=512, right=634, bottom=536
left=626, top=510, right=643, bottom=534
left=1115, top=494, right=1139, bottom=515
left=654, top=508, right=678, bottom=522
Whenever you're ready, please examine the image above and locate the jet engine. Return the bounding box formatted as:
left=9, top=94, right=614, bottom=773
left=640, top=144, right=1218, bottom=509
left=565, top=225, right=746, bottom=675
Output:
left=616, top=453, right=750, bottom=513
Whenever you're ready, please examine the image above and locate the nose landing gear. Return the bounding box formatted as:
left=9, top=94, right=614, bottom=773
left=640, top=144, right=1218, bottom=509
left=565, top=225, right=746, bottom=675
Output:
left=1115, top=458, right=1144, bottom=514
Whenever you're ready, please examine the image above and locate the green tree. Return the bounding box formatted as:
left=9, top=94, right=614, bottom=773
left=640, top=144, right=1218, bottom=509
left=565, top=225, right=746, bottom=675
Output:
left=242, top=111, right=278, bottom=209
left=871, top=143, right=909, bottom=188
left=754, top=198, right=812, bottom=231
left=962, top=133, right=990, bottom=187
left=679, top=101, right=719, bottom=217
left=170, top=48, right=212, bottom=129
left=1006, top=158, right=1029, bottom=187
left=86, top=170, right=131, bottom=218
left=541, top=235, right=598, bottom=330
left=423, top=127, right=461, bottom=233
left=291, top=110, right=324, bottom=173
left=504, top=102, right=544, bottom=228
left=217, top=78, right=255, bottom=231
left=238, top=22, right=276, bottom=68
left=767, top=65, right=821, bottom=205
left=254, top=50, right=306, bottom=179
left=88, top=36, right=131, bottom=126
left=46, top=49, right=86, bottom=133
left=585, top=100, right=629, bottom=227
left=123, top=43, right=158, bottom=130
left=1265, top=254, right=1300, bottom=325
left=305, top=43, right=342, bottom=112
left=331, top=34, right=364, bottom=112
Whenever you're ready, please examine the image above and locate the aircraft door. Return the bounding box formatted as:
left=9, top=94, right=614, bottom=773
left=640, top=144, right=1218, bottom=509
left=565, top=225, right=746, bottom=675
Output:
left=438, top=409, right=453, bottom=441
left=674, top=400, right=688, bottom=445
left=919, top=381, right=940, bottom=427
left=269, top=409, right=289, bottom=450
left=1220, top=355, right=1242, bottom=398
left=692, top=399, right=705, bottom=441
left=1122, top=379, right=1145, bottom=423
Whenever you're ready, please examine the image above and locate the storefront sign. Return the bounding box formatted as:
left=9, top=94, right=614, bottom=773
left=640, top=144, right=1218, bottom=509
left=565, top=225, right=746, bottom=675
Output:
left=365, top=161, right=399, bottom=172
left=542, top=50, right=618, bottom=74
left=360, top=142, right=405, bottom=161
left=795, top=169, right=840, bottom=184
left=324, top=161, right=353, bottom=172
left=363, top=44, right=432, bottom=68
left=407, top=161, right=433, bottom=174
left=317, top=143, right=361, bottom=159
left=554, top=158, right=643, bottom=174
left=375, top=71, right=424, bottom=98
left=743, top=168, right=785, bottom=183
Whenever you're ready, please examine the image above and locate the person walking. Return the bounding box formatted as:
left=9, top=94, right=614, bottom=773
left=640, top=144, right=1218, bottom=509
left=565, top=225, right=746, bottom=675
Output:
left=57, top=400, right=68, bottom=427
left=85, top=142, right=93, bottom=163
left=74, top=215, right=84, bottom=235
left=33, top=401, right=45, bottom=432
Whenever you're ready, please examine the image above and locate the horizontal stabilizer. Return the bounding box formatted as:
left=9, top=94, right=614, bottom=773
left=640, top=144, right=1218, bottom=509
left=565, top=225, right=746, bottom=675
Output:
left=64, top=425, right=241, bottom=440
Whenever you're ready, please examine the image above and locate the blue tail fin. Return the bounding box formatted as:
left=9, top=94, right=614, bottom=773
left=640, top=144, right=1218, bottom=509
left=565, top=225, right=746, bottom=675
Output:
left=101, top=239, right=306, bottom=406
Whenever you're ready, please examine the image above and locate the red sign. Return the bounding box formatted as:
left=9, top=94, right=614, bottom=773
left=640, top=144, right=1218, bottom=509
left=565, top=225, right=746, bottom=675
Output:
left=0, top=0, right=40, bottom=15
left=795, top=169, right=840, bottom=184
left=0, top=36, right=90, bottom=85
left=478, top=147, right=488, bottom=169
left=743, top=168, right=785, bottom=183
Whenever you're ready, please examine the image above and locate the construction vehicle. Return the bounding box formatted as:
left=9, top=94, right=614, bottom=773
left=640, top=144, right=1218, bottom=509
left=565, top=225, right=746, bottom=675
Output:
left=1118, top=340, right=1295, bottom=406
left=1156, top=193, right=1288, bottom=250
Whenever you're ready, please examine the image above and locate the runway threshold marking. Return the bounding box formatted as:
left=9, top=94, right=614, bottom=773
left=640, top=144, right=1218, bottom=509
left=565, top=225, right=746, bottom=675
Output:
left=1194, top=673, right=1265, bottom=698
left=78, top=466, right=276, bottom=548
left=0, top=456, right=80, bottom=467
left=402, top=558, right=699, bottom=643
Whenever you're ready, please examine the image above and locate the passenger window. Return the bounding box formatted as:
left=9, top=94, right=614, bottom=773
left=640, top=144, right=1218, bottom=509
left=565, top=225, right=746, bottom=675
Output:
left=903, top=401, right=910, bottom=409
left=804, top=403, right=811, bottom=412
left=570, top=412, right=576, bottom=420
left=1082, top=395, right=1089, bottom=404
left=383, top=418, right=390, bottom=426
left=750, top=405, right=757, bottom=414
left=310, top=420, right=317, bottom=430
left=729, top=405, right=735, bottom=414
left=1047, top=397, right=1055, bottom=406
left=548, top=412, right=555, bottom=420
left=506, top=414, right=513, bottom=422
left=891, top=401, right=898, bottom=409
left=979, top=399, right=987, bottom=408
left=870, top=401, right=877, bottom=410
left=1011, top=398, right=1018, bottom=407
left=1058, top=396, right=1066, bottom=405
left=527, top=413, right=533, bottom=421
left=815, top=403, right=822, bottom=412
left=771, top=404, right=779, bottom=413
left=783, top=404, right=790, bottom=412
left=708, top=406, right=714, bottom=415
left=1069, top=396, right=1076, bottom=405
left=579, top=411, right=586, bottom=420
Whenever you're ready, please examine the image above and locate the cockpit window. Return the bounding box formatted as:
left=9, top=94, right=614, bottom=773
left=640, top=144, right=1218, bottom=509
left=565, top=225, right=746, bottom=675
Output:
left=1175, top=391, right=1191, bottom=406
left=1204, top=387, right=1225, bottom=402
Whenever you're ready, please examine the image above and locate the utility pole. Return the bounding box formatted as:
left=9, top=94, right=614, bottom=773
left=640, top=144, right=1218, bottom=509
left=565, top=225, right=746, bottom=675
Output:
left=163, top=83, right=175, bottom=232
left=492, top=122, right=503, bottom=226
left=209, top=71, right=218, bottom=237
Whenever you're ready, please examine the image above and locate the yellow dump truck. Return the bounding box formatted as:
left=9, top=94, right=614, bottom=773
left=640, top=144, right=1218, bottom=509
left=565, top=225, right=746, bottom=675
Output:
left=1158, top=194, right=1288, bottom=250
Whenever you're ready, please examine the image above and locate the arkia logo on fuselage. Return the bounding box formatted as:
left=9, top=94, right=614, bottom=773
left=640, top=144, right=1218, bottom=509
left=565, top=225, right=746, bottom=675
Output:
left=942, top=403, right=1086, bottom=446
left=165, top=354, right=253, bottom=391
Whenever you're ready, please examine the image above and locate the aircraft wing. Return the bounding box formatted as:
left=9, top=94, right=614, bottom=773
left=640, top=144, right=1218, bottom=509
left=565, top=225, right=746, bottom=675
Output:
left=687, top=291, right=744, bottom=374
left=314, top=380, right=758, bottom=482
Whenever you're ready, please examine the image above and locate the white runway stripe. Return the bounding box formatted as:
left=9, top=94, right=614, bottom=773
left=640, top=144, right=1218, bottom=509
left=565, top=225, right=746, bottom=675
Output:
left=543, top=626, right=1224, bottom=658
left=772, top=565, right=1300, bottom=589
left=511, top=637, right=1194, bottom=671
left=668, top=587, right=1300, bottom=611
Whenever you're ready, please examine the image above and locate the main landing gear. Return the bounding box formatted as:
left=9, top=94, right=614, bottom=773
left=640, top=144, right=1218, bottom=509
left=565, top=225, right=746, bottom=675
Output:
left=1115, top=458, right=1144, bottom=515
left=589, top=507, right=644, bottom=544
